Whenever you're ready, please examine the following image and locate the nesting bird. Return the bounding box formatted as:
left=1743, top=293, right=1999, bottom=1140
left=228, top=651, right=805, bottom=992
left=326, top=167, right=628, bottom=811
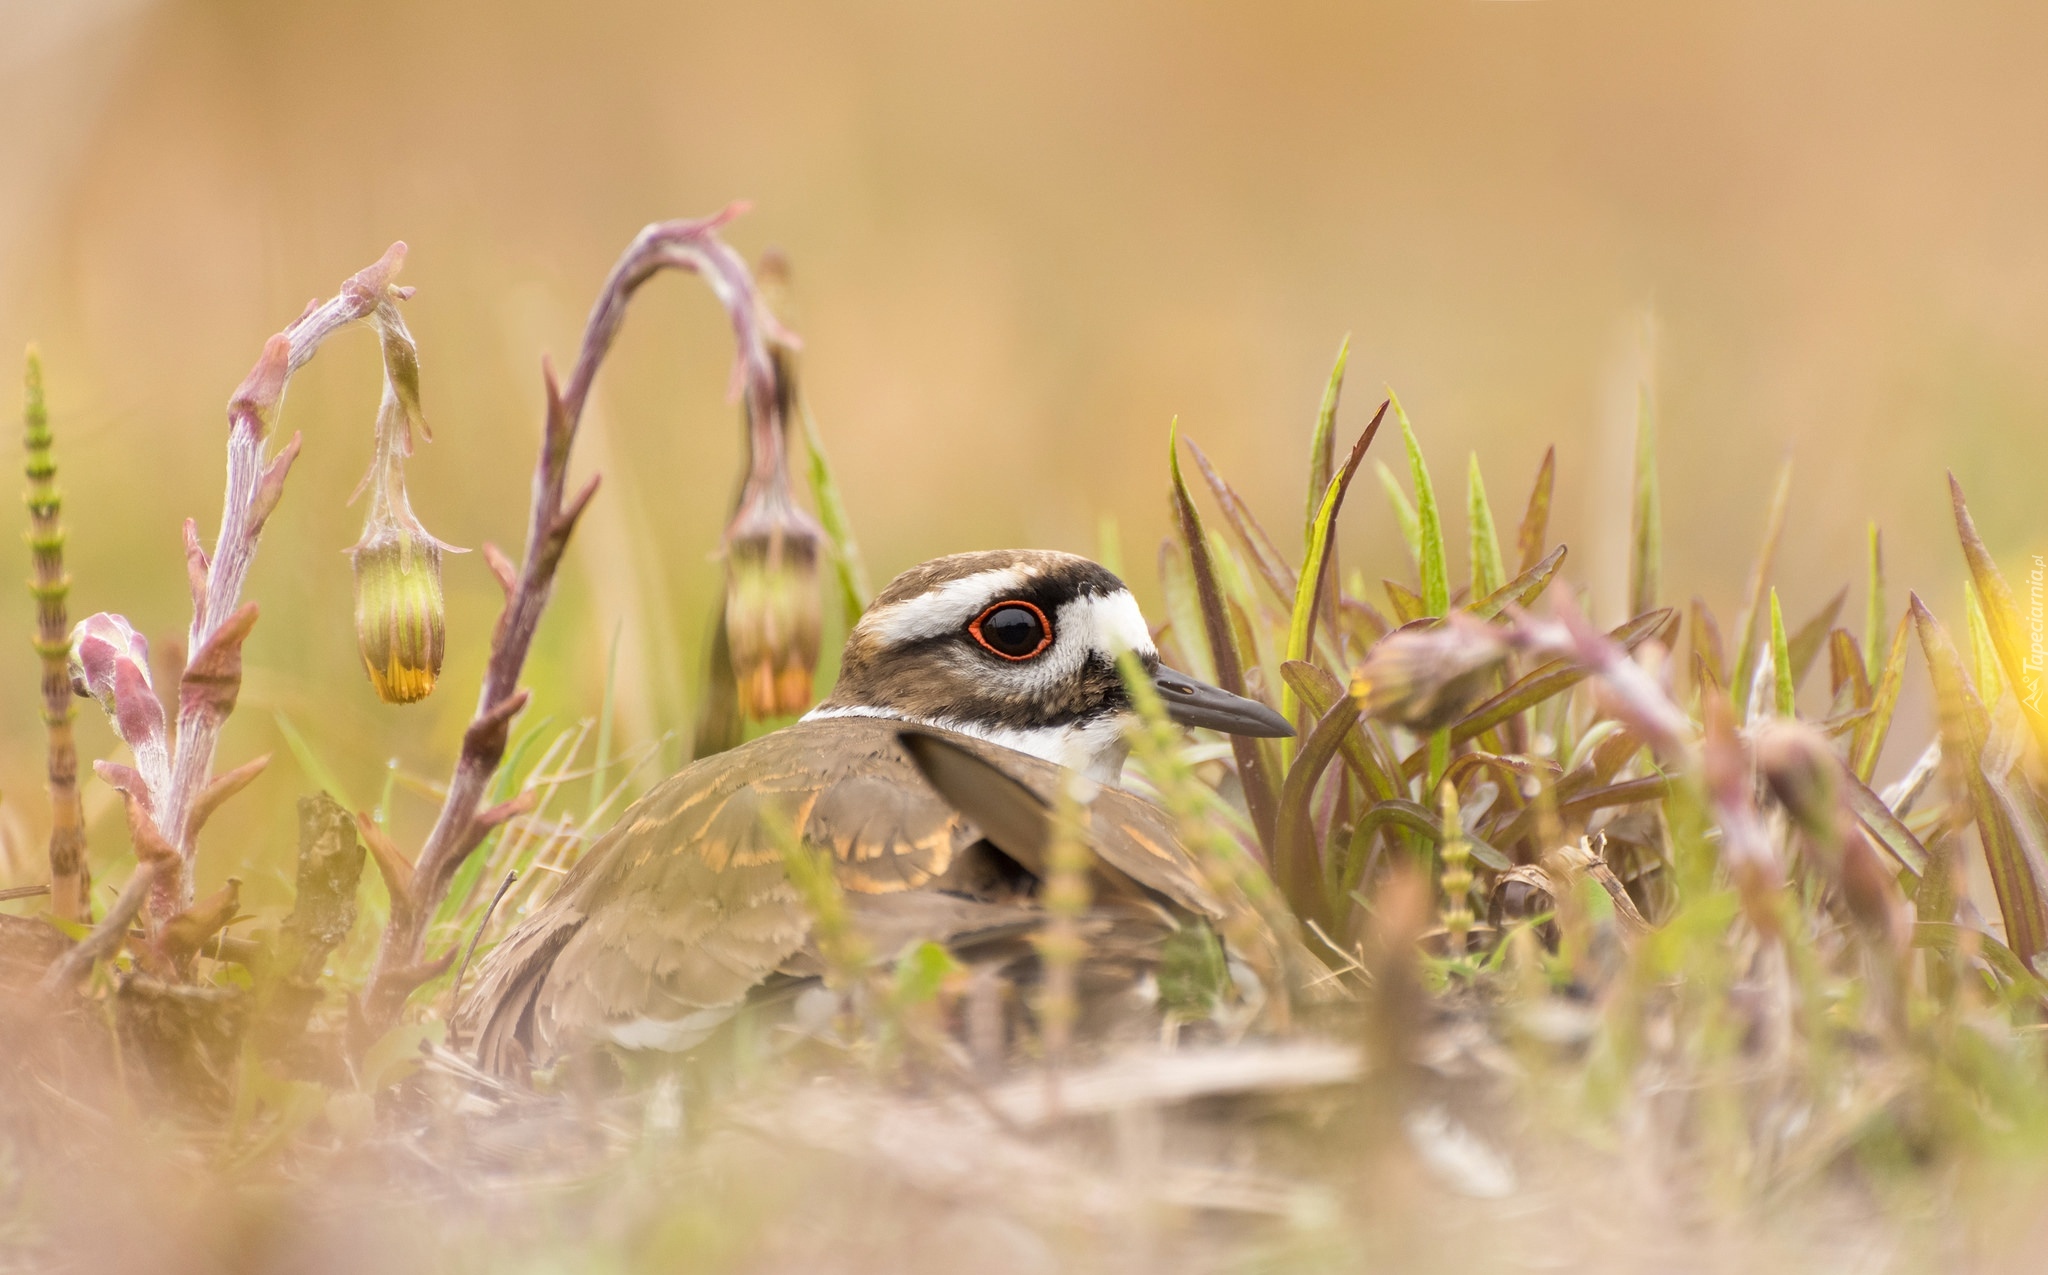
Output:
left=454, top=549, right=1292, bottom=1075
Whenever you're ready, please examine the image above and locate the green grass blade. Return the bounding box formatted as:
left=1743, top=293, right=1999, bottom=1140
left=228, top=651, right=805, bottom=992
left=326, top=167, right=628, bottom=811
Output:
left=1304, top=336, right=1350, bottom=546
left=1850, top=610, right=1911, bottom=783
left=1170, top=422, right=1280, bottom=851
left=1912, top=592, right=2048, bottom=965
left=1864, top=522, right=1886, bottom=685
left=1948, top=473, right=2044, bottom=747
left=1272, top=694, right=1360, bottom=929
left=1628, top=383, right=1660, bottom=618
left=1096, top=513, right=1124, bottom=579
left=1785, top=586, right=1848, bottom=694
left=1769, top=588, right=1795, bottom=718
left=1375, top=460, right=1421, bottom=567
left=1467, top=453, right=1506, bottom=601
left=1391, top=389, right=1447, bottom=617
left=1730, top=456, right=1795, bottom=722
left=1515, top=445, right=1556, bottom=574
left=800, top=398, right=872, bottom=630
left=273, top=711, right=358, bottom=810
left=589, top=620, right=620, bottom=820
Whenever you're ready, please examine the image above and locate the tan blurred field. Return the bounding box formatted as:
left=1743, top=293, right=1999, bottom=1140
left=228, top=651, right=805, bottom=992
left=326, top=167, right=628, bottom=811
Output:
left=3, top=0, right=2045, bottom=965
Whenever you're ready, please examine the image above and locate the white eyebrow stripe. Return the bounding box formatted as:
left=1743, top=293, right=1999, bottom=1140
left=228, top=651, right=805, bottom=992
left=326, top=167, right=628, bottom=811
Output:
left=860, top=566, right=1039, bottom=643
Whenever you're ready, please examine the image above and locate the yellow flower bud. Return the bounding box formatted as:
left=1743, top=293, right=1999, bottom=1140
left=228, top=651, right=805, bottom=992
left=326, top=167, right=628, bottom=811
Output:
left=352, top=518, right=446, bottom=705
left=724, top=522, right=821, bottom=720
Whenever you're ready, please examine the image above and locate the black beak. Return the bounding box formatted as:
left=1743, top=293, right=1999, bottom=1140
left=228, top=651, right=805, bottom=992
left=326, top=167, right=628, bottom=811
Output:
left=1151, top=665, right=1294, bottom=738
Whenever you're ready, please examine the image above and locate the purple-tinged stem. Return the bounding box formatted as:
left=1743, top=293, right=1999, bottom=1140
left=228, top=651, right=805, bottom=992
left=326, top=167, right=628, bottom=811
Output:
left=363, top=205, right=788, bottom=1028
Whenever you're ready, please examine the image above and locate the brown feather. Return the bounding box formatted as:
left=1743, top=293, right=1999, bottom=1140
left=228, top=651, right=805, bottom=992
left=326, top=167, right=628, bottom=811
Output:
left=453, top=716, right=1222, bottom=1073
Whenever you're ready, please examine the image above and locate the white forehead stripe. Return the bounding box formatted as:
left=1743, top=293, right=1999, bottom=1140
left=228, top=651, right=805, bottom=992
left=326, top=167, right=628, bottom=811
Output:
left=1060, top=591, right=1156, bottom=661
left=861, top=566, right=1039, bottom=643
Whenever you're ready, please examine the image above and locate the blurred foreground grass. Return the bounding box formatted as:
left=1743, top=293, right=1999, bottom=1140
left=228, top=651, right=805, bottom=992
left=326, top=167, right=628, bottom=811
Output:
left=5, top=214, right=2048, bottom=1273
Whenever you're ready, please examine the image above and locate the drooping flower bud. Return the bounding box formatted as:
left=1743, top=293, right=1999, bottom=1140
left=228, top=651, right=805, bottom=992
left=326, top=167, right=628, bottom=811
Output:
left=722, top=331, right=824, bottom=721
left=1349, top=612, right=1508, bottom=732
left=725, top=503, right=822, bottom=719
left=350, top=313, right=455, bottom=704
left=69, top=611, right=171, bottom=793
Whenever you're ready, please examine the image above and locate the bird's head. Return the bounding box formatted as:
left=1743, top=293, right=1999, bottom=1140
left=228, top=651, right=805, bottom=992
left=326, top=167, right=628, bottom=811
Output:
left=805, top=549, right=1291, bottom=781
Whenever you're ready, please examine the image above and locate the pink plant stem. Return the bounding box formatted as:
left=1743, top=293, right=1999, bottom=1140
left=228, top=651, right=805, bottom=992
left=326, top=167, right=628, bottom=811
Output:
left=149, top=246, right=409, bottom=916
left=364, top=205, right=789, bottom=1026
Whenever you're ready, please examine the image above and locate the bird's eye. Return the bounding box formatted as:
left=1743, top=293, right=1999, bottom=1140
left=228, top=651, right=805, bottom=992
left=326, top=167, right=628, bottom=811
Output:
left=969, top=600, right=1052, bottom=660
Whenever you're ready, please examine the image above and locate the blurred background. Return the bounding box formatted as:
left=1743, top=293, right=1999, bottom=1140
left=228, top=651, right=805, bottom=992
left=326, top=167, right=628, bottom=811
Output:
left=2, top=0, right=2044, bottom=910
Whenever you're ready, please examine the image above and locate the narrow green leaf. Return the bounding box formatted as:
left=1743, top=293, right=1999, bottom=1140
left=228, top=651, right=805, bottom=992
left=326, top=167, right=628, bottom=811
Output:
left=589, top=620, right=621, bottom=820
left=1730, top=456, right=1795, bottom=722
left=1912, top=592, right=2048, bottom=966
left=1412, top=607, right=1675, bottom=770
left=1769, top=589, right=1795, bottom=718
left=1466, top=453, right=1507, bottom=601
left=1391, top=390, right=1447, bottom=616
left=1864, top=522, right=1886, bottom=685
left=1281, top=403, right=1388, bottom=743
left=1850, top=610, right=1911, bottom=783
left=1467, top=544, right=1568, bottom=621
left=1628, top=383, right=1660, bottom=618
left=1375, top=460, right=1420, bottom=566
left=1273, top=695, right=1360, bottom=929
left=1304, top=335, right=1350, bottom=545
left=1170, top=422, right=1280, bottom=851
left=1964, top=581, right=2005, bottom=706
left=1948, top=473, right=2045, bottom=748
left=800, top=399, right=871, bottom=629
left=1515, top=446, right=1556, bottom=575
left=1383, top=580, right=1425, bottom=625
left=1282, top=660, right=1397, bottom=802
left=1839, top=768, right=1927, bottom=878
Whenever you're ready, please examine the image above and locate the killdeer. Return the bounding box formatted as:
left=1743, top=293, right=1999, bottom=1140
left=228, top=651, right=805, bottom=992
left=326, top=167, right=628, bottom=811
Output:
left=455, top=549, right=1292, bottom=1075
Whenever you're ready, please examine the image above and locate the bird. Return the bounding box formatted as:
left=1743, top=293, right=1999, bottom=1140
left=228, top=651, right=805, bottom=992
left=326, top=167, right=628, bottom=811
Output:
left=453, top=549, right=1293, bottom=1077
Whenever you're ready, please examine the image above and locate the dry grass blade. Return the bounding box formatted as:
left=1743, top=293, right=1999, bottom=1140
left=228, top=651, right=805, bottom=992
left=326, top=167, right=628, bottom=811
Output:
left=1185, top=438, right=1298, bottom=610
left=1514, top=444, right=1556, bottom=575
left=1949, top=473, right=2046, bottom=748
left=1912, top=593, right=2048, bottom=965
left=1170, top=424, right=1281, bottom=852
left=1730, top=456, right=1794, bottom=721
left=1628, top=382, right=1660, bottom=618
left=1784, top=585, right=1847, bottom=694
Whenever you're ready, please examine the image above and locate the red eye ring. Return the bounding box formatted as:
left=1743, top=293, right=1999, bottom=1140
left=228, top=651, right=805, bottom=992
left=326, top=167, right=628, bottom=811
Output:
left=968, top=599, right=1053, bottom=661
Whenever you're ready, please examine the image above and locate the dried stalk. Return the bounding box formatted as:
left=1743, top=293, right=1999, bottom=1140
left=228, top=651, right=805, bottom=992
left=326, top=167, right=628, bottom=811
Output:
left=363, top=204, right=792, bottom=1027
left=22, top=349, right=89, bottom=923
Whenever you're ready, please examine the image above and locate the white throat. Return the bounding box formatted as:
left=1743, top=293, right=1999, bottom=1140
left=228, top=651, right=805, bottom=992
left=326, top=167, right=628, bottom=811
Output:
left=802, top=704, right=1133, bottom=784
